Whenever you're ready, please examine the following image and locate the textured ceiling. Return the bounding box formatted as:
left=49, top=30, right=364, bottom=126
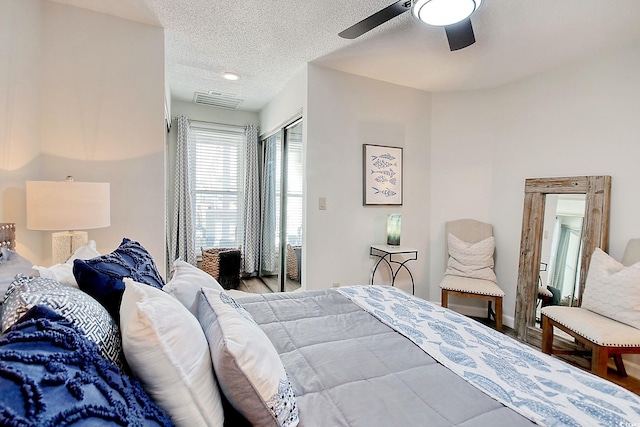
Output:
left=50, top=0, right=640, bottom=112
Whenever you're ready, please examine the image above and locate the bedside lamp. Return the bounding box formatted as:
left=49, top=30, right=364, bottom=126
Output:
left=26, top=177, right=110, bottom=264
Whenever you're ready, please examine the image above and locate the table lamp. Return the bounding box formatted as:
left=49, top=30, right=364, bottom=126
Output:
left=387, top=213, right=401, bottom=246
left=26, top=177, right=110, bottom=264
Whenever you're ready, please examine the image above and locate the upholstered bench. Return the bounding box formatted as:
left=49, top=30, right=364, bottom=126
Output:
left=541, top=305, right=640, bottom=378
left=541, top=240, right=640, bottom=379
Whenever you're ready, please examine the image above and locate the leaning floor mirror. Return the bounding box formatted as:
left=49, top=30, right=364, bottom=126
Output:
left=514, top=176, right=611, bottom=346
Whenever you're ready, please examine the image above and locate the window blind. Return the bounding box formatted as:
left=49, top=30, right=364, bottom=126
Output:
left=189, top=124, right=245, bottom=251
left=286, top=128, right=303, bottom=246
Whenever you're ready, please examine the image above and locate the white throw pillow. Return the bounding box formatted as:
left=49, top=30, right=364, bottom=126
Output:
left=198, top=287, right=299, bottom=427
left=33, top=240, right=101, bottom=287
left=444, top=233, right=497, bottom=282
left=120, top=278, right=224, bottom=427
left=581, top=248, right=640, bottom=329
left=163, top=260, right=224, bottom=315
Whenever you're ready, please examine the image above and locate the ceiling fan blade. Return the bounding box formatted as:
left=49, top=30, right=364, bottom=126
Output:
left=339, top=0, right=412, bottom=39
left=444, top=18, right=476, bottom=51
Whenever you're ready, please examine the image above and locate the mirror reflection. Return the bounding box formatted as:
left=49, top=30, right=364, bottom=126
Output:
left=536, top=194, right=586, bottom=325
left=514, top=175, right=611, bottom=344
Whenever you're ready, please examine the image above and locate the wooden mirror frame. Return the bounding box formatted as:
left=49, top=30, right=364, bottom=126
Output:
left=514, top=176, right=611, bottom=345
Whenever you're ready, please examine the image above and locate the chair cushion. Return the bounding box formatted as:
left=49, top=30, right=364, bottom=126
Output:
left=445, top=234, right=497, bottom=283
left=541, top=305, right=640, bottom=347
left=439, top=275, right=505, bottom=297
left=581, top=248, right=640, bottom=329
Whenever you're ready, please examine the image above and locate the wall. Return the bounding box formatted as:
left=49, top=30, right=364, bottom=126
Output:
left=305, top=65, right=432, bottom=299
left=1, top=1, right=166, bottom=274
left=259, top=68, right=307, bottom=137
left=0, top=0, right=43, bottom=261
left=430, top=39, right=640, bottom=329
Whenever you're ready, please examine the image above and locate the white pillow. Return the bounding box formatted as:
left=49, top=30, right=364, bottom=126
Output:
left=33, top=240, right=100, bottom=287
left=163, top=260, right=224, bottom=315
left=198, top=287, right=299, bottom=427
left=120, top=278, right=224, bottom=427
left=444, top=233, right=497, bottom=282
left=581, top=248, right=640, bottom=329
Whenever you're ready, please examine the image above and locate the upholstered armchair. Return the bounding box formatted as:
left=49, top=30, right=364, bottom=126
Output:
left=439, top=219, right=505, bottom=331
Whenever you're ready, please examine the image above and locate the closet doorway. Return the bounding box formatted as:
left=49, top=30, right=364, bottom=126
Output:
left=259, top=118, right=303, bottom=292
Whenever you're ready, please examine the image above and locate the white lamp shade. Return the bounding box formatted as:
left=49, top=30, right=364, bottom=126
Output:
left=26, top=180, right=111, bottom=231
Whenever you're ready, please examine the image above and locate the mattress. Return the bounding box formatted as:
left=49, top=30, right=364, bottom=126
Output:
left=239, top=289, right=536, bottom=427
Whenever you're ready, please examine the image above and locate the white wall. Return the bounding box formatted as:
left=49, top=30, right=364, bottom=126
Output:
left=0, top=0, right=43, bottom=262
left=259, top=68, right=307, bottom=136
left=305, top=65, right=432, bottom=299
left=430, top=39, right=640, bottom=327
left=1, top=1, right=166, bottom=274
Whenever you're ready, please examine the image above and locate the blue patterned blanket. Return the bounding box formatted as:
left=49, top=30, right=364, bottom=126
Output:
left=337, top=286, right=640, bottom=427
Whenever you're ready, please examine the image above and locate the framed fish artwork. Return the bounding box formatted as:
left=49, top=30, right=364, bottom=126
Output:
left=363, top=144, right=403, bottom=205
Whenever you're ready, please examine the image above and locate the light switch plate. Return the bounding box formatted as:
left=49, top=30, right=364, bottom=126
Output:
left=319, top=197, right=327, bottom=210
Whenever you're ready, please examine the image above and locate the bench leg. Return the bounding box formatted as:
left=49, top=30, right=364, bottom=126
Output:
left=541, top=315, right=553, bottom=354
left=614, top=354, right=627, bottom=377
left=441, top=289, right=449, bottom=308
left=591, top=346, right=610, bottom=378
left=494, top=297, right=502, bottom=332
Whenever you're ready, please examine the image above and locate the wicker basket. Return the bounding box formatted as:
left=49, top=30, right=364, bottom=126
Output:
left=286, top=244, right=301, bottom=281
left=201, top=247, right=238, bottom=280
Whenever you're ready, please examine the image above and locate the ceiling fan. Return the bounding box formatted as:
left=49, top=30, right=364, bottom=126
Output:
left=339, top=0, right=482, bottom=51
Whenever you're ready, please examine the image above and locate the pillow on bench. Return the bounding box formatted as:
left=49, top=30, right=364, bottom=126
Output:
left=581, top=248, right=640, bottom=329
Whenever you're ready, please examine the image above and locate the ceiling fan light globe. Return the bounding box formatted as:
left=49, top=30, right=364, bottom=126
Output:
left=412, top=0, right=478, bottom=26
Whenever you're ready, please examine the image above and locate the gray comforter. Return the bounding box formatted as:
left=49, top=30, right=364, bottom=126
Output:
left=239, top=289, right=535, bottom=427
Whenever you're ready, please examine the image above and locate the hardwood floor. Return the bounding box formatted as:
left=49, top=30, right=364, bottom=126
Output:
left=237, top=276, right=301, bottom=294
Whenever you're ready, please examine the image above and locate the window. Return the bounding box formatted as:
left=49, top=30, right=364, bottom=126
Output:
left=189, top=123, right=245, bottom=251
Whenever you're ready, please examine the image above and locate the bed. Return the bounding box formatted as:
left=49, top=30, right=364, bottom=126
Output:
left=236, top=287, right=640, bottom=426
left=1, top=223, right=640, bottom=427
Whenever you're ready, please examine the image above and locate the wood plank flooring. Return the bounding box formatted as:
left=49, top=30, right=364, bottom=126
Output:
left=238, top=276, right=300, bottom=293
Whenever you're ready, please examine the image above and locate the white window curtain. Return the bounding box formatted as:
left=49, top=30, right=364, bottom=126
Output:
left=168, top=115, right=196, bottom=270
left=242, top=124, right=260, bottom=275
left=261, top=133, right=280, bottom=274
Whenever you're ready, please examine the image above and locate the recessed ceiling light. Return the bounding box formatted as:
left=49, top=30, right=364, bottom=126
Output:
left=221, top=72, right=241, bottom=81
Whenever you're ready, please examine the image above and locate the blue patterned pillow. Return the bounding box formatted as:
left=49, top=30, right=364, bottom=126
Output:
left=0, top=305, right=173, bottom=426
left=73, top=238, right=165, bottom=318
left=0, top=275, right=124, bottom=369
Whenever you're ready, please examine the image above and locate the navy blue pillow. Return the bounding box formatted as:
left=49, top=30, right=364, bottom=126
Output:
left=0, top=305, right=173, bottom=426
left=73, top=238, right=165, bottom=318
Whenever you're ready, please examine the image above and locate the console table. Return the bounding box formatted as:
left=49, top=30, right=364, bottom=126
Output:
left=369, top=245, right=418, bottom=294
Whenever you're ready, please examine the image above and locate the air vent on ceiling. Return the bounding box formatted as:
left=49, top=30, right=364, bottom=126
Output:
left=193, top=91, right=243, bottom=110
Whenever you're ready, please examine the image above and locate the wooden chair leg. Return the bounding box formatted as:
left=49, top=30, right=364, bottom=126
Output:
left=591, top=346, right=609, bottom=378
left=441, top=289, right=449, bottom=308
left=487, top=300, right=493, bottom=321
left=541, top=315, right=553, bottom=354
left=614, top=354, right=627, bottom=377
left=494, top=297, right=502, bottom=332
